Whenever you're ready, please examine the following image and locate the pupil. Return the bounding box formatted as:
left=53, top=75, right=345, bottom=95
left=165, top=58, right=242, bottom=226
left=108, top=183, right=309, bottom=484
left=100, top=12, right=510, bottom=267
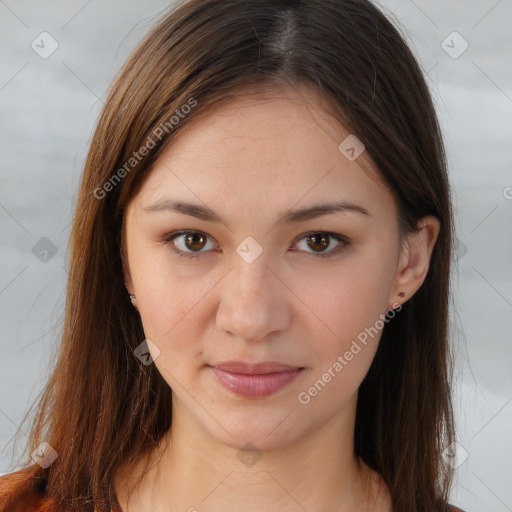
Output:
left=308, top=233, right=328, bottom=252
left=186, top=233, right=205, bottom=251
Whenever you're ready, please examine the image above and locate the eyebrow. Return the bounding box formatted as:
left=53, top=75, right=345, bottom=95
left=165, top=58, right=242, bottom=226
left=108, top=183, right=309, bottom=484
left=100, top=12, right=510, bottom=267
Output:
left=143, top=199, right=371, bottom=225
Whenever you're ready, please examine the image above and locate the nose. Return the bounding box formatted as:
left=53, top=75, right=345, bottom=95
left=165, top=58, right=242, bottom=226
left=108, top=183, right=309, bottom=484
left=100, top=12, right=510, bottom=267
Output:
left=216, top=252, right=291, bottom=343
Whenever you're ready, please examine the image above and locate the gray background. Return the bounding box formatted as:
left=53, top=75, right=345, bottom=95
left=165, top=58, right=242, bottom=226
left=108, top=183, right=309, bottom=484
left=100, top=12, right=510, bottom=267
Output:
left=0, top=1, right=511, bottom=510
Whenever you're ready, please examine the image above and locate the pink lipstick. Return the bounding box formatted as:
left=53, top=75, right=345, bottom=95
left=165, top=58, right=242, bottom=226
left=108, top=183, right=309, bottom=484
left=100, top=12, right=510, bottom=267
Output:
left=208, top=361, right=304, bottom=398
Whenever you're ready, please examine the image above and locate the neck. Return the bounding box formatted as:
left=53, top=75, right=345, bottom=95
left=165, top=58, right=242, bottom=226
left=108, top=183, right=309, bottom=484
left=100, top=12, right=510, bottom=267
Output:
left=114, top=394, right=389, bottom=512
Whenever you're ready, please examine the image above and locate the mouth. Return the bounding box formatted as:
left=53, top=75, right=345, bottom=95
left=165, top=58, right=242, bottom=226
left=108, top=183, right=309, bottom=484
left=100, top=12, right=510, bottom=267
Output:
left=207, top=361, right=305, bottom=398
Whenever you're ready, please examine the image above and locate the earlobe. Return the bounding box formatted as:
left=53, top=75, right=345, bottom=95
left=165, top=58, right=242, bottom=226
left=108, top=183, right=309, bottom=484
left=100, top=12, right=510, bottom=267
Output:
left=388, top=215, right=440, bottom=308
left=122, top=255, right=137, bottom=309
left=123, top=261, right=134, bottom=296
left=121, top=235, right=133, bottom=294
left=121, top=223, right=139, bottom=310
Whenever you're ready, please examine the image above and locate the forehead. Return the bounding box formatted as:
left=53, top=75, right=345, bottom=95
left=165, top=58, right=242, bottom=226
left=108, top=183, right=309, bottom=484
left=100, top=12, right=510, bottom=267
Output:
left=132, top=86, right=396, bottom=227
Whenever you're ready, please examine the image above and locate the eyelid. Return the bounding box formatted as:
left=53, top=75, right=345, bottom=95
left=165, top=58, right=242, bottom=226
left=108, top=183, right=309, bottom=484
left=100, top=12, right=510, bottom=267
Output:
left=162, top=229, right=350, bottom=259
left=291, top=231, right=349, bottom=259
left=163, top=230, right=219, bottom=258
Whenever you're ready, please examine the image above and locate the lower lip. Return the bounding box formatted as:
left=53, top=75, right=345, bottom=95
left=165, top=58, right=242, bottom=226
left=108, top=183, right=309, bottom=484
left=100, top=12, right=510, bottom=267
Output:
left=209, top=366, right=304, bottom=397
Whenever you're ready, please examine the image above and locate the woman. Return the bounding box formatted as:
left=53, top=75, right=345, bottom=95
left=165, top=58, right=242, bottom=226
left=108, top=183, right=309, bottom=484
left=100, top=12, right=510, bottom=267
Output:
left=0, top=0, right=465, bottom=510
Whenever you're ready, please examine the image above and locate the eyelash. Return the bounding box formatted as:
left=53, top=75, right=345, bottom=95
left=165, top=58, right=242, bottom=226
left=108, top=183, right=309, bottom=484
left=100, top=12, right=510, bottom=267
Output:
left=161, top=230, right=350, bottom=260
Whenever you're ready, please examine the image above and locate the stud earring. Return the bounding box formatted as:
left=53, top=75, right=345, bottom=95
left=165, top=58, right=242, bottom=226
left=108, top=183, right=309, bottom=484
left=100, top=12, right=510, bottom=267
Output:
left=390, top=291, right=406, bottom=311
left=129, top=294, right=136, bottom=304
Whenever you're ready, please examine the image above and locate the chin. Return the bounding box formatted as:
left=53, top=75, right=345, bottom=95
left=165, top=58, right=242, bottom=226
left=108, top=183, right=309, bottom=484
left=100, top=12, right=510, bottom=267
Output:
left=203, top=410, right=307, bottom=453
left=219, top=431, right=298, bottom=454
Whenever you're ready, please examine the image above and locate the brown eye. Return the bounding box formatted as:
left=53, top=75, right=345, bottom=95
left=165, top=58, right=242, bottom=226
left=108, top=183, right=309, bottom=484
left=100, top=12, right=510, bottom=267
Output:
left=164, top=230, right=349, bottom=260
left=292, top=231, right=349, bottom=259
left=184, top=232, right=207, bottom=251
left=306, top=233, right=330, bottom=252
left=164, top=230, right=216, bottom=259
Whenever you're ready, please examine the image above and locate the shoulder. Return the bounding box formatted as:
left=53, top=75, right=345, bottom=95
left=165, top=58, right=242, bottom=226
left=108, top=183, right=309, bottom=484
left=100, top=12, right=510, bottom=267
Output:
left=447, top=505, right=466, bottom=512
left=0, top=469, right=53, bottom=512
left=0, top=470, right=120, bottom=512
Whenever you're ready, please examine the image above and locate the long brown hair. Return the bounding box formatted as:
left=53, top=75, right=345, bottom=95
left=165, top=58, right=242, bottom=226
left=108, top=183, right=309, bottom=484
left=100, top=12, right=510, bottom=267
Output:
left=2, top=1, right=456, bottom=510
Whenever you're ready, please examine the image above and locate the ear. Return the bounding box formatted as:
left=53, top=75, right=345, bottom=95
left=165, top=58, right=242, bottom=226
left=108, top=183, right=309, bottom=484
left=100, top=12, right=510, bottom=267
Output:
left=123, top=258, right=134, bottom=296
left=120, top=231, right=134, bottom=295
left=388, top=215, right=440, bottom=308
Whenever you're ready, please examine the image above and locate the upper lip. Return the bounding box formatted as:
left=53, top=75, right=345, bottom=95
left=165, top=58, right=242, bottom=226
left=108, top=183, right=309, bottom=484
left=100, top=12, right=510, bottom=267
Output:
left=209, top=361, right=303, bottom=374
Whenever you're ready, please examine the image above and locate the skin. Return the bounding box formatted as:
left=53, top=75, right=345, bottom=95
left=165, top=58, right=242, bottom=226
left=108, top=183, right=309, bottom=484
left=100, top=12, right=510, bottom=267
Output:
left=116, top=84, right=440, bottom=512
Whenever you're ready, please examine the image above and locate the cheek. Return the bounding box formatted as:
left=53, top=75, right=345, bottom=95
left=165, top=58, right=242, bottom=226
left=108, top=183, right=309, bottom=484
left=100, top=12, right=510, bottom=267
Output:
left=292, top=257, right=395, bottom=410
left=138, top=276, right=200, bottom=345
left=294, top=267, right=391, bottom=412
left=128, top=246, right=182, bottom=336
left=131, top=251, right=216, bottom=357
left=298, top=256, right=393, bottom=352
left=134, top=273, right=207, bottom=383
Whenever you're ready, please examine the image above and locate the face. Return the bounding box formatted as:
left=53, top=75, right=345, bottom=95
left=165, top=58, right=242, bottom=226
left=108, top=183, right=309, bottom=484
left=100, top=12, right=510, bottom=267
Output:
left=123, top=85, right=406, bottom=451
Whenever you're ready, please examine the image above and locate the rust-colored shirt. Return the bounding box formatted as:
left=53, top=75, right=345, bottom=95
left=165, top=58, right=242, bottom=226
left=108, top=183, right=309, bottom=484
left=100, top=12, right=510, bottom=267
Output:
left=0, top=469, right=122, bottom=512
